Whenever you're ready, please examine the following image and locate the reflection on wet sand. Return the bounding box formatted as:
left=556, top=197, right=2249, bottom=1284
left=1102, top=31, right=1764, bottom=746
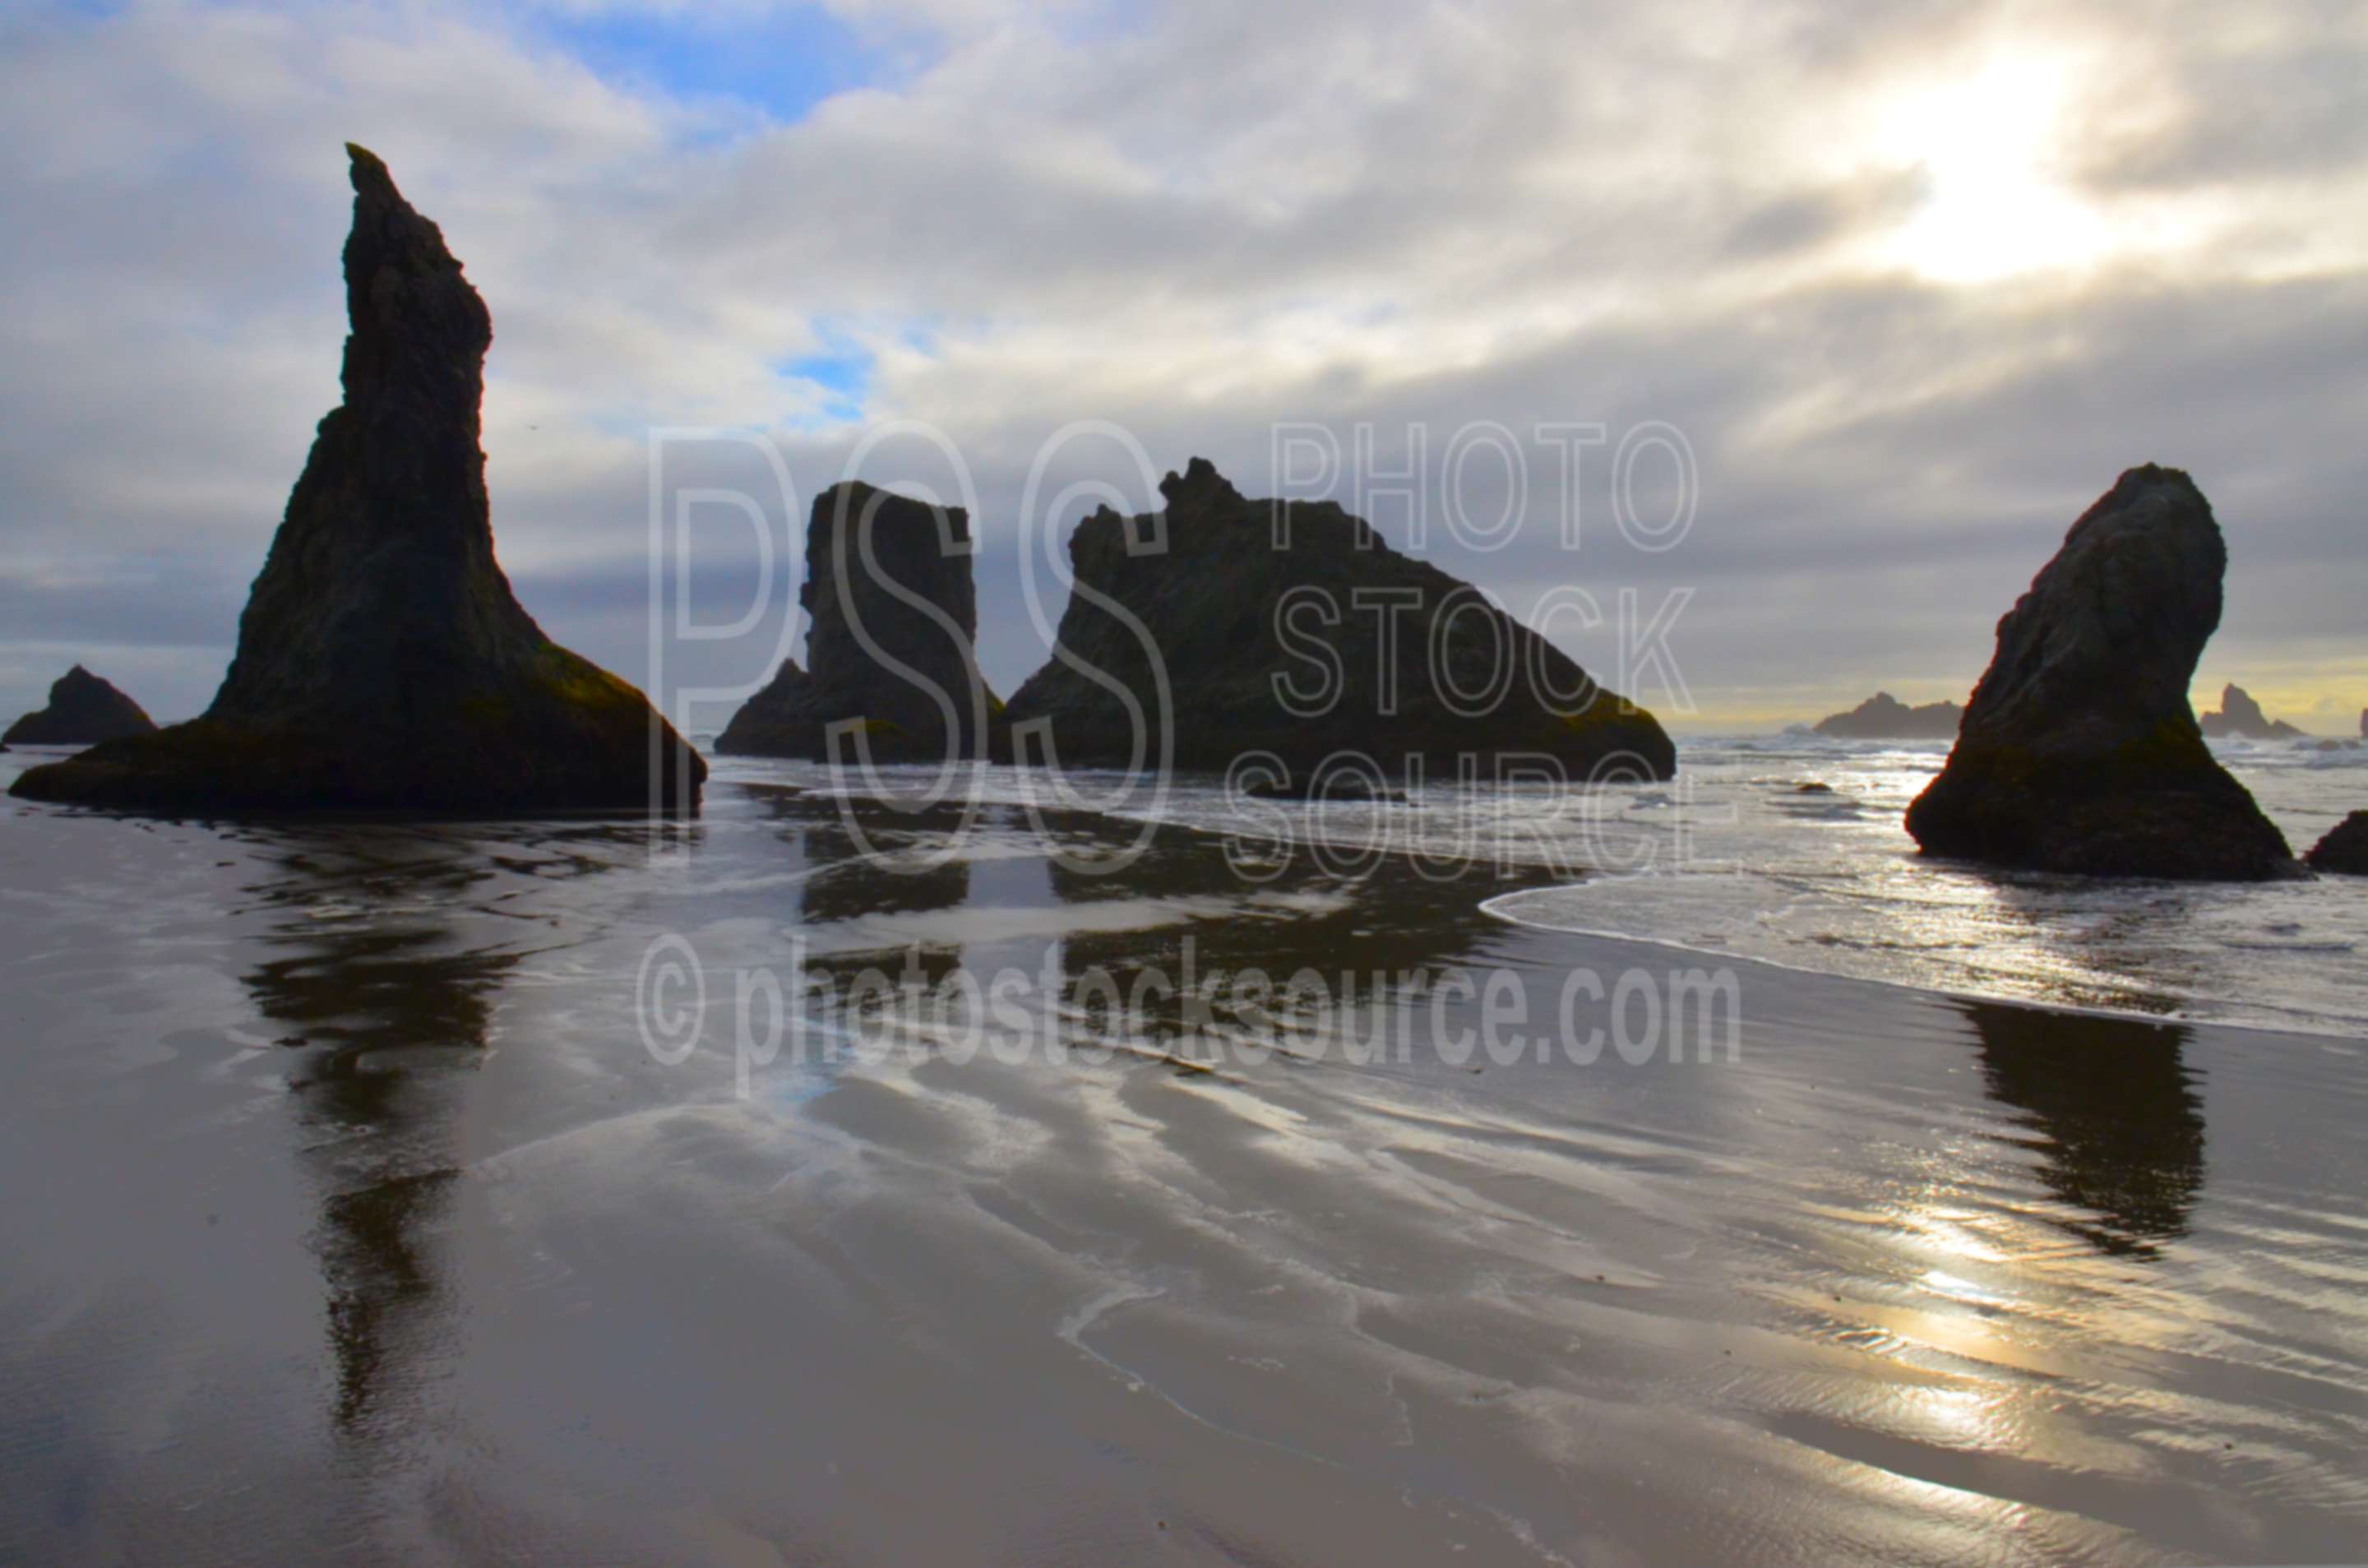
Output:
left=795, top=812, right=973, bottom=926
left=758, top=782, right=1570, bottom=1064
left=1045, top=806, right=1566, bottom=1047
left=1962, top=998, right=2204, bottom=1259
left=697, top=788, right=2356, bottom=1562
left=236, top=827, right=623, bottom=1434
left=7, top=771, right=2366, bottom=1566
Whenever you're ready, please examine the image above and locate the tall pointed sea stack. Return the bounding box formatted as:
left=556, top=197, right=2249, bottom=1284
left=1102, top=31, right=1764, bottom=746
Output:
left=999, top=458, right=1676, bottom=779
left=1906, top=465, right=2292, bottom=879
left=715, top=483, right=999, bottom=762
left=12, top=146, right=703, bottom=813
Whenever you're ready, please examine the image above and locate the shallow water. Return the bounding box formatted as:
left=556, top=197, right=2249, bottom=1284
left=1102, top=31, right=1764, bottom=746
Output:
left=2, top=750, right=2365, bottom=1565
left=957, top=732, right=2367, bottom=1034
left=1486, top=733, right=2368, bottom=1034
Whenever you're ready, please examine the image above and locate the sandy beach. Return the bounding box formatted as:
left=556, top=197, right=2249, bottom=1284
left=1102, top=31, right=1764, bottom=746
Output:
left=3, top=757, right=2363, bottom=1566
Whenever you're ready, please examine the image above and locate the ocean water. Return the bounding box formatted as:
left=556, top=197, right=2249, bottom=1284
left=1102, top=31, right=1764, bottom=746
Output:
left=1487, top=733, right=2368, bottom=1036
left=875, top=733, right=2368, bottom=1036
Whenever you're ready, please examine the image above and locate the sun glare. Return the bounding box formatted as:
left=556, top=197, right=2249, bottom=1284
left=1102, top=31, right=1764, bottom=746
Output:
left=1880, top=57, right=2107, bottom=284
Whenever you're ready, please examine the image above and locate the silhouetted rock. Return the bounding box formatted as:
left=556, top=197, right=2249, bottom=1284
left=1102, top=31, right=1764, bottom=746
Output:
left=1812, top=691, right=1962, bottom=739
left=2, top=665, right=157, bottom=747
left=2306, top=812, right=2368, bottom=875
left=1905, top=465, right=2295, bottom=880
left=719, top=659, right=816, bottom=756
left=715, top=483, right=998, bottom=762
left=2198, top=682, right=2305, bottom=740
left=1000, top=458, right=1676, bottom=780
left=12, top=146, right=701, bottom=814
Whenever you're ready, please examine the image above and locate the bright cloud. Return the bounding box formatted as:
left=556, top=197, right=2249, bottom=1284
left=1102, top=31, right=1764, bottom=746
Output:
left=0, top=0, right=2363, bottom=731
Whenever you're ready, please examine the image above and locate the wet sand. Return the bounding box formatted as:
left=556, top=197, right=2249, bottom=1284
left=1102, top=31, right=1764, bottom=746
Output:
left=2, top=767, right=2365, bottom=1565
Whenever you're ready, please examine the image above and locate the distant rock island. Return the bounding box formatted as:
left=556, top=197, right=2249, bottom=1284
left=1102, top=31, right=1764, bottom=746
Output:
left=2198, top=682, right=2305, bottom=740
left=1906, top=465, right=2295, bottom=880
left=2, top=666, right=156, bottom=747
left=715, top=483, right=998, bottom=762
left=12, top=146, right=702, bottom=815
left=2306, top=812, right=2368, bottom=875
left=998, top=458, right=1676, bottom=780
left=1812, top=691, right=1962, bottom=739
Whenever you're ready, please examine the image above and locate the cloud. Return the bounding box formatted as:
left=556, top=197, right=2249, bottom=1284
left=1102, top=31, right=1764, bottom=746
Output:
left=2060, top=0, right=2368, bottom=193
left=0, top=0, right=2362, bottom=731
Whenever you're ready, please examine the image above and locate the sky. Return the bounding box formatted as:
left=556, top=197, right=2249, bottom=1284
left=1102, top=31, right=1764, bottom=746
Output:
left=2, top=0, right=2363, bottom=737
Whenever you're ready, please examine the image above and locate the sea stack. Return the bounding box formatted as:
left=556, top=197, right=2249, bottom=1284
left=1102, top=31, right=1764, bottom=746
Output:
left=998, top=458, right=1676, bottom=779
left=1812, top=691, right=1963, bottom=739
left=1905, top=465, right=2293, bottom=879
left=715, top=483, right=999, bottom=762
left=2310, top=814, right=2368, bottom=876
left=2, top=666, right=157, bottom=747
left=2198, top=682, right=2304, bottom=740
left=2306, top=813, right=2368, bottom=875
left=12, top=146, right=702, bottom=814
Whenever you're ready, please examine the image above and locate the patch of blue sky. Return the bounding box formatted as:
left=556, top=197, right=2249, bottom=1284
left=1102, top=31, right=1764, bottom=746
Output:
left=532, top=3, right=883, bottom=127
left=775, top=336, right=873, bottom=428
